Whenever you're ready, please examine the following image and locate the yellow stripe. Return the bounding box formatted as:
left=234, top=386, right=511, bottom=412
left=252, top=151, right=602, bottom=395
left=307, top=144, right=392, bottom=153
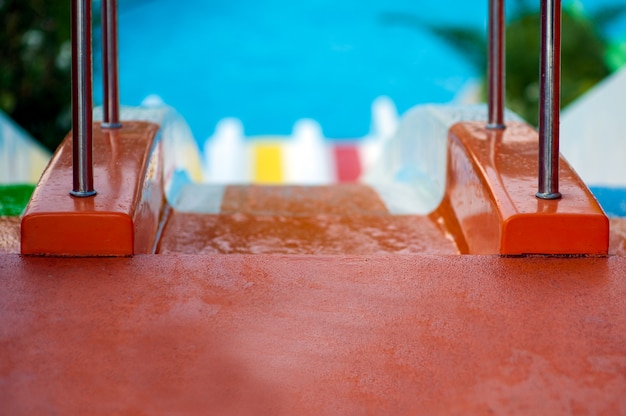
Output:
left=253, top=143, right=283, bottom=184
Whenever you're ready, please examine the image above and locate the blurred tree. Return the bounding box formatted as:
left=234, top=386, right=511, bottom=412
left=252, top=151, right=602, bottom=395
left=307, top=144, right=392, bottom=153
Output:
left=506, top=2, right=626, bottom=125
left=381, top=0, right=626, bottom=125
left=1, top=1, right=72, bottom=151
left=606, top=39, right=626, bottom=71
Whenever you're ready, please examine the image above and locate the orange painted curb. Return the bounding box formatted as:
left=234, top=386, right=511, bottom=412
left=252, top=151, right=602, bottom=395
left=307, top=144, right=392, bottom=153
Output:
left=21, top=122, right=164, bottom=256
left=445, top=122, right=609, bottom=255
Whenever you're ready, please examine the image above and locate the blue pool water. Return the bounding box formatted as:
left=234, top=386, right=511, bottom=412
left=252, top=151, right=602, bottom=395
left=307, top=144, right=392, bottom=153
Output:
left=104, top=1, right=488, bottom=142
left=100, top=0, right=626, bottom=144
left=589, top=187, right=626, bottom=217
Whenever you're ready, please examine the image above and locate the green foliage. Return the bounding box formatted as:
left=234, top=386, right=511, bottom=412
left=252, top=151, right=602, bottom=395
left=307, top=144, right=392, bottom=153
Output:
left=507, top=9, right=611, bottom=125
left=381, top=2, right=625, bottom=125
left=0, top=184, right=36, bottom=216
left=606, top=40, right=626, bottom=71
left=0, top=0, right=72, bottom=151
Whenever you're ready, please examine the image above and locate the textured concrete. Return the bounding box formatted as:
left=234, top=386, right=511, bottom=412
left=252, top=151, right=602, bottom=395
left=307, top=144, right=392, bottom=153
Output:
left=0, top=217, right=20, bottom=254
left=1, top=254, right=626, bottom=415
left=610, top=218, right=626, bottom=256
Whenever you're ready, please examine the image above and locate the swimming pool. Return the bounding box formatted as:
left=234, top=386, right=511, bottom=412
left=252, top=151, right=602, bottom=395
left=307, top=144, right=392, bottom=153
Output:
left=98, top=0, right=626, bottom=145
left=106, top=0, right=488, bottom=143
left=105, top=0, right=626, bottom=145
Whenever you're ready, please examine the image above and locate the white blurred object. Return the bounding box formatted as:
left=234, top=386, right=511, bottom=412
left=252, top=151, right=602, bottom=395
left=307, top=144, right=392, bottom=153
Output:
left=204, top=118, right=249, bottom=183
left=141, top=94, right=165, bottom=107
left=0, top=110, right=50, bottom=184
left=561, top=67, right=626, bottom=188
left=365, top=104, right=523, bottom=214
left=161, top=109, right=204, bottom=203
left=173, top=183, right=226, bottom=214
left=360, top=96, right=399, bottom=175
left=284, top=119, right=331, bottom=184
left=371, top=96, right=398, bottom=139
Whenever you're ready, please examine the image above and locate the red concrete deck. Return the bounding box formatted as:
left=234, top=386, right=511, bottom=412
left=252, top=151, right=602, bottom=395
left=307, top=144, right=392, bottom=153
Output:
left=1, top=253, right=626, bottom=414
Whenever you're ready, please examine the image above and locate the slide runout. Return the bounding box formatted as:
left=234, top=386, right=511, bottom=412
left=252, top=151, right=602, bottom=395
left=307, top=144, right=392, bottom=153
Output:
left=17, top=104, right=614, bottom=257
left=158, top=184, right=460, bottom=255
left=169, top=104, right=610, bottom=256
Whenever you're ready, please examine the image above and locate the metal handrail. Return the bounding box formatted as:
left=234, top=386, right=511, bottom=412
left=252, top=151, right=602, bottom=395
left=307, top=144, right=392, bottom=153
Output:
left=487, top=0, right=505, bottom=129
left=70, top=0, right=96, bottom=197
left=68, top=0, right=563, bottom=201
left=70, top=0, right=122, bottom=196
left=486, top=0, right=563, bottom=198
left=536, top=0, right=562, bottom=199
left=101, top=0, right=122, bottom=129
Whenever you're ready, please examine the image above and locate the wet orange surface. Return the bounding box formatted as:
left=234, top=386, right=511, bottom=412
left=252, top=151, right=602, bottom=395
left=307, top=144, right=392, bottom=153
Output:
left=447, top=122, right=608, bottom=255
left=220, top=185, right=390, bottom=216
left=8, top=214, right=626, bottom=256
left=20, top=122, right=162, bottom=256
left=158, top=212, right=459, bottom=254
left=159, top=185, right=459, bottom=254
left=1, top=253, right=626, bottom=414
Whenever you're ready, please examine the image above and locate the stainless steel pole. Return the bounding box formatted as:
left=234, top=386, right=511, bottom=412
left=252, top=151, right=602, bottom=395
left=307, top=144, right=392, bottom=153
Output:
left=70, top=0, right=97, bottom=197
left=536, top=0, right=562, bottom=200
left=487, top=0, right=505, bottom=129
left=101, top=0, right=122, bottom=129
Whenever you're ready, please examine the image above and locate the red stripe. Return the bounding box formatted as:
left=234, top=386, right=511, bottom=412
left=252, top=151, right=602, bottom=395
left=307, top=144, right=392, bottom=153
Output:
left=333, top=145, right=361, bottom=182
